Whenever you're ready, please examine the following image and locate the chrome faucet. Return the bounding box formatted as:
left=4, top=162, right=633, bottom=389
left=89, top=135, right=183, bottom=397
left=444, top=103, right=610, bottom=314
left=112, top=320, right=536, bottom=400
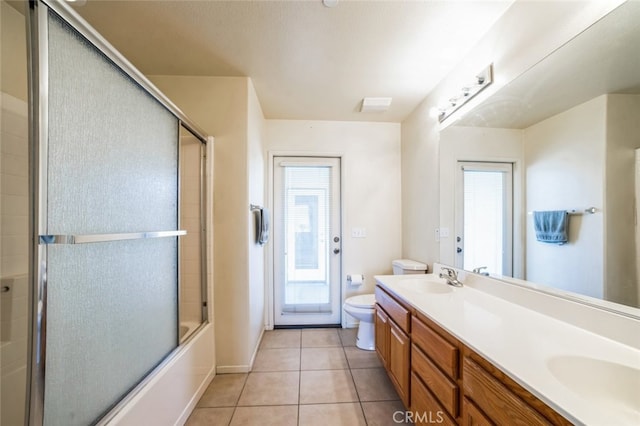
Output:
left=472, top=266, right=490, bottom=276
left=439, top=267, right=463, bottom=287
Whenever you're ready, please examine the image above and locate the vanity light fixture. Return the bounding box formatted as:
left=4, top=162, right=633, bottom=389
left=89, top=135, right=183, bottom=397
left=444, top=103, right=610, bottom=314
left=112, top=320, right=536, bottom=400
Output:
left=323, top=0, right=339, bottom=8
left=360, top=97, right=392, bottom=113
left=437, top=64, right=493, bottom=123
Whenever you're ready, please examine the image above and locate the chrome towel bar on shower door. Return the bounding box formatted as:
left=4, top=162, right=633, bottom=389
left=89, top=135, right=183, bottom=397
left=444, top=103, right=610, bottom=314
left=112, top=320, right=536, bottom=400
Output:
left=38, top=230, right=187, bottom=245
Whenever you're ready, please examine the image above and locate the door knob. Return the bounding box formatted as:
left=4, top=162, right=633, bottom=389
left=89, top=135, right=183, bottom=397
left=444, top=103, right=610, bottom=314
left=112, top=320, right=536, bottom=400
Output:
left=456, top=247, right=462, bottom=253
left=333, top=248, right=340, bottom=254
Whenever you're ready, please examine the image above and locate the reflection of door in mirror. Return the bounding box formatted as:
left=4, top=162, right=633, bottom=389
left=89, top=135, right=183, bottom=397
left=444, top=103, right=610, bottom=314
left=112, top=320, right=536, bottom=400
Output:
left=455, top=162, right=513, bottom=276
left=443, top=0, right=640, bottom=309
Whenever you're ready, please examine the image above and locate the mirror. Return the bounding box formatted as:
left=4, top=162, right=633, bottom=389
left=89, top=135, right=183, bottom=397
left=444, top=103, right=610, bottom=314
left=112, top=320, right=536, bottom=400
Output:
left=440, top=0, right=640, bottom=311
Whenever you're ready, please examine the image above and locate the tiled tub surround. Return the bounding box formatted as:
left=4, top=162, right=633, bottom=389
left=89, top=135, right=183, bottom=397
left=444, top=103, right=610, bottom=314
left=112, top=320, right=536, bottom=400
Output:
left=185, top=328, right=409, bottom=426
left=375, top=264, right=640, bottom=425
left=1, top=93, right=29, bottom=426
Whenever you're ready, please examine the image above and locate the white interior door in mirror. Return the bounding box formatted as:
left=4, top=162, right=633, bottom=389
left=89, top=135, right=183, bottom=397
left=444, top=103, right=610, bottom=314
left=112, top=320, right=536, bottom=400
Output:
left=455, top=162, right=513, bottom=276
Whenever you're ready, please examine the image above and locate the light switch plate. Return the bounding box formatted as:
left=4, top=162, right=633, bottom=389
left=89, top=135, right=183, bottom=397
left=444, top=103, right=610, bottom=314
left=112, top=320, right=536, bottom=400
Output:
left=351, top=227, right=367, bottom=238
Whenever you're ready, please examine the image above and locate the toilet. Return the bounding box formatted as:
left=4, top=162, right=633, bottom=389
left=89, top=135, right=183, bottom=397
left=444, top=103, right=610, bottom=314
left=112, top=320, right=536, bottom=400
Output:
left=343, top=294, right=377, bottom=350
left=343, top=259, right=427, bottom=350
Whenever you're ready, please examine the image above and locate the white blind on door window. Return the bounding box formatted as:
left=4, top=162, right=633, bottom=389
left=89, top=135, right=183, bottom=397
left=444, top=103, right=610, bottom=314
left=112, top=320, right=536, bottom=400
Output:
left=463, top=169, right=506, bottom=274
left=281, top=165, right=332, bottom=313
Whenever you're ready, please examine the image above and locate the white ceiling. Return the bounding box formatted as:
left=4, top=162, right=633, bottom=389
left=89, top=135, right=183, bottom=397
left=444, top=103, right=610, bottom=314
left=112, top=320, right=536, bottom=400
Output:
left=68, top=0, right=515, bottom=123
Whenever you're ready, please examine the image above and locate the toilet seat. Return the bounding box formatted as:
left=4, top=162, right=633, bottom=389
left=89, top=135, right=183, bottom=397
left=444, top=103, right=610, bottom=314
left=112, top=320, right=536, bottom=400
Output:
left=345, top=294, right=375, bottom=308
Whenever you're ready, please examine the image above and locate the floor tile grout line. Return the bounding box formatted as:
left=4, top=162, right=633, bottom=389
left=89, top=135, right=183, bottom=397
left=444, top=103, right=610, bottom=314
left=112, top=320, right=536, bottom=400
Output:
left=226, top=372, right=250, bottom=425
left=188, top=329, right=401, bottom=425
left=340, top=337, right=370, bottom=425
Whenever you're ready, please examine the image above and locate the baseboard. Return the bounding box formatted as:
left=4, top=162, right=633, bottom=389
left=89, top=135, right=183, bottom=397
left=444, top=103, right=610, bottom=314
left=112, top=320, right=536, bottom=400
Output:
left=216, top=364, right=251, bottom=374
left=248, top=327, right=265, bottom=371
left=274, top=324, right=342, bottom=329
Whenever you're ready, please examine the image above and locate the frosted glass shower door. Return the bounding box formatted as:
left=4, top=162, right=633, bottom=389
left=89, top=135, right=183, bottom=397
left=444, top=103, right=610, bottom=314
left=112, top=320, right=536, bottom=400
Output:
left=35, top=9, right=181, bottom=425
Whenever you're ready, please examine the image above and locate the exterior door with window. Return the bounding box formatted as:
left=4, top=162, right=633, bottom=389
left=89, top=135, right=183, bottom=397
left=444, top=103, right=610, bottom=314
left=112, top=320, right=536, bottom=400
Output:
left=273, top=157, right=342, bottom=325
left=455, top=162, right=513, bottom=276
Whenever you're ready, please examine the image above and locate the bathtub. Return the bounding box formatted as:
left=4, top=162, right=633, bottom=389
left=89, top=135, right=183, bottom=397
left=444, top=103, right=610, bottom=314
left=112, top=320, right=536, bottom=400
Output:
left=1, top=274, right=28, bottom=426
left=179, top=320, right=202, bottom=344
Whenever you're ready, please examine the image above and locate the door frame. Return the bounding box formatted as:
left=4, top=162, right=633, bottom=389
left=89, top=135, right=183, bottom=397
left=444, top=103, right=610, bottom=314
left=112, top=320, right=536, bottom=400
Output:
left=266, top=151, right=344, bottom=329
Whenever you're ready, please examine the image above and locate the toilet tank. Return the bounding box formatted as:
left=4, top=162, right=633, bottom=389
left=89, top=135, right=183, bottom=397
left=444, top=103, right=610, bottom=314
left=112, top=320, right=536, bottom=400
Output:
left=392, top=259, right=428, bottom=275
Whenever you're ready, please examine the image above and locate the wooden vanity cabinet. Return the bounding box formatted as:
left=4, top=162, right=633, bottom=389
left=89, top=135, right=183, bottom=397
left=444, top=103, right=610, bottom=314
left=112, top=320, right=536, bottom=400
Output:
left=375, top=283, right=571, bottom=425
left=375, top=286, right=411, bottom=407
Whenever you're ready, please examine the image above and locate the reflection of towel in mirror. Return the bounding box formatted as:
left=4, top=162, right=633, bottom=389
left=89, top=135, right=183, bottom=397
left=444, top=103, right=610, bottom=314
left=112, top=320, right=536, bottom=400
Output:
left=533, top=210, right=568, bottom=244
left=258, top=207, right=270, bottom=245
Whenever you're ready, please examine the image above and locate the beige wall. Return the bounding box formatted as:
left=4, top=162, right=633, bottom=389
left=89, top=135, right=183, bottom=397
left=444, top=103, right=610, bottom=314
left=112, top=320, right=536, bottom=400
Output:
left=247, top=79, right=266, bottom=359
left=401, top=0, right=623, bottom=269
left=265, top=120, right=402, bottom=326
left=605, top=94, right=640, bottom=306
left=522, top=94, right=640, bottom=307
left=401, top=103, right=440, bottom=267
left=524, top=96, right=606, bottom=299
left=1, top=2, right=28, bottom=101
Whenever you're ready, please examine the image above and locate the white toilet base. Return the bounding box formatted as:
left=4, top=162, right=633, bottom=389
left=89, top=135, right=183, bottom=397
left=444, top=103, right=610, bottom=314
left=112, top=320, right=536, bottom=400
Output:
left=355, top=320, right=375, bottom=351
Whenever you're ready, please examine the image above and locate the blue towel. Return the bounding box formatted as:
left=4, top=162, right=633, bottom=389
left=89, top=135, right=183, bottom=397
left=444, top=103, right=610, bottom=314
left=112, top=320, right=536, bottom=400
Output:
left=258, top=207, right=270, bottom=245
left=533, top=210, right=568, bottom=244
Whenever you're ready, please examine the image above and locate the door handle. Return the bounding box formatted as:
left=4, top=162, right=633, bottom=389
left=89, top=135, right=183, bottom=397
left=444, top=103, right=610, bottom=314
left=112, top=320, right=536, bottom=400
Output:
left=333, top=248, right=340, bottom=254
left=456, top=247, right=462, bottom=253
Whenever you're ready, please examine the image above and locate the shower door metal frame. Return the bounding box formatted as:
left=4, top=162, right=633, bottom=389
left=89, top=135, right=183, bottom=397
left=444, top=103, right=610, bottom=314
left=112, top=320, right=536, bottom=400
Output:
left=26, top=1, right=210, bottom=424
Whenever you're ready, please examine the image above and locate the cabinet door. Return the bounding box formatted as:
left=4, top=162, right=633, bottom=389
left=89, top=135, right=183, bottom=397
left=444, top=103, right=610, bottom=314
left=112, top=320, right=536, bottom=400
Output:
left=462, top=397, right=493, bottom=426
left=375, top=305, right=389, bottom=367
left=389, top=320, right=411, bottom=406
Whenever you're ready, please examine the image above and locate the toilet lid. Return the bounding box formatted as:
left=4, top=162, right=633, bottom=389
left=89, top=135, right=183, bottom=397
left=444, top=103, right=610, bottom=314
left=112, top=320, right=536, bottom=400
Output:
left=346, top=294, right=376, bottom=308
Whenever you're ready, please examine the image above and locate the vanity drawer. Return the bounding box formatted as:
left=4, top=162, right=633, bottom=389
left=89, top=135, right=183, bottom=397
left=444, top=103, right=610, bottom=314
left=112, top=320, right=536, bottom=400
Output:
left=411, top=372, right=457, bottom=426
left=412, top=344, right=459, bottom=418
left=463, top=357, right=551, bottom=426
left=375, top=286, right=410, bottom=333
left=412, top=315, right=459, bottom=379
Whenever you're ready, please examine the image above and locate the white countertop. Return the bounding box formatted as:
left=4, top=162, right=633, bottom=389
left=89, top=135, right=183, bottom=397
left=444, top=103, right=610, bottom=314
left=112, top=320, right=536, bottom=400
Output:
left=374, top=271, right=640, bottom=426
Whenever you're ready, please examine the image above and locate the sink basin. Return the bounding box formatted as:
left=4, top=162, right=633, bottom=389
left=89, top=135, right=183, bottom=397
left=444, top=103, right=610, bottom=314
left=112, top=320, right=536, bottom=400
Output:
left=394, top=278, right=452, bottom=294
left=547, top=355, right=640, bottom=422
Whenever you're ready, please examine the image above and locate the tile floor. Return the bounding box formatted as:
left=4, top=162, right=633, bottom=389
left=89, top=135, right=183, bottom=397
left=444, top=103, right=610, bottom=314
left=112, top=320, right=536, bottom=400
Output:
left=185, top=328, right=409, bottom=426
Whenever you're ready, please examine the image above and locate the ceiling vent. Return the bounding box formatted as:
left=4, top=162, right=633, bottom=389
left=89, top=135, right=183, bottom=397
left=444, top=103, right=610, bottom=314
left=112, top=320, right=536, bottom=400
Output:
left=360, top=97, right=392, bottom=113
